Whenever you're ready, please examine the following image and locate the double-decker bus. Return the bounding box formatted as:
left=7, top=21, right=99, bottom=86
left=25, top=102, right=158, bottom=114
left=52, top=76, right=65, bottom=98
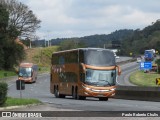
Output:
left=18, top=63, right=38, bottom=83
left=50, top=48, right=121, bottom=101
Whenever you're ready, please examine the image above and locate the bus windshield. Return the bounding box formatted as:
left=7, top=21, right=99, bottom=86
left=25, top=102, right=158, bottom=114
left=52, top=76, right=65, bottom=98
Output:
left=85, top=69, right=116, bottom=86
left=84, top=49, right=115, bottom=66
left=19, top=67, right=32, bottom=77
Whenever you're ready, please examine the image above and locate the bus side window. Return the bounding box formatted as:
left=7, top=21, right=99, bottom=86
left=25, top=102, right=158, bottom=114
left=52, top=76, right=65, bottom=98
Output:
left=80, top=73, right=85, bottom=82
left=79, top=50, right=84, bottom=63
left=86, top=70, right=92, bottom=81
left=31, top=69, right=33, bottom=76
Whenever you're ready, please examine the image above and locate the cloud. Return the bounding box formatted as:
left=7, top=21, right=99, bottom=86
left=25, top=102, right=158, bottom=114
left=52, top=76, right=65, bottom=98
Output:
left=18, top=0, right=160, bottom=39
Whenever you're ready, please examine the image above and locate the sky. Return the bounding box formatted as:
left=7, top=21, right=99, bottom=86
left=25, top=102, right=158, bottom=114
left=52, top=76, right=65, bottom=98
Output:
left=18, top=0, right=160, bottom=40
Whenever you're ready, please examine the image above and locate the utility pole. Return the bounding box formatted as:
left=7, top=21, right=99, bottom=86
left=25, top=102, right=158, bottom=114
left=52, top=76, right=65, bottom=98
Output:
left=29, top=39, right=32, bottom=48
left=47, top=40, right=51, bottom=47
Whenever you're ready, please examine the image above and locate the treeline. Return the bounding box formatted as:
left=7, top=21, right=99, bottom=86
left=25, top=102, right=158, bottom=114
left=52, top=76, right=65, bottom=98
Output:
left=50, top=29, right=134, bottom=48
left=120, top=20, right=160, bottom=56
left=51, top=20, right=160, bottom=56
left=0, top=0, right=40, bottom=70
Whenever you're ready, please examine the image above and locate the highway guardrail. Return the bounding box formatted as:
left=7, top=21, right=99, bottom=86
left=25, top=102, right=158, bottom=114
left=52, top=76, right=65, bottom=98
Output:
left=115, top=86, right=160, bottom=101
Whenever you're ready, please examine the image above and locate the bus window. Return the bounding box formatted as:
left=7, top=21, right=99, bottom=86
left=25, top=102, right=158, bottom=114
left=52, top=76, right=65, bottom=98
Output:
left=80, top=73, right=85, bottom=82
left=85, top=69, right=116, bottom=86
left=19, top=67, right=32, bottom=77
left=86, top=69, right=92, bottom=81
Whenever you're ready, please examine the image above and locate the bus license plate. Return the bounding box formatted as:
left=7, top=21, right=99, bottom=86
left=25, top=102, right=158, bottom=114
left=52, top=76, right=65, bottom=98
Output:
left=97, top=94, right=104, bottom=97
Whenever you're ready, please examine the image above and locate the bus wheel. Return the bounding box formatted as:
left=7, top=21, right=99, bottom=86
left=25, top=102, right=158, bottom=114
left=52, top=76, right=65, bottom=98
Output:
left=54, top=87, right=59, bottom=98
left=99, top=97, right=108, bottom=101
left=73, top=88, right=86, bottom=100
left=73, top=87, right=82, bottom=100
left=33, top=80, right=36, bottom=83
left=72, top=89, right=77, bottom=99
left=59, top=94, right=65, bottom=98
left=78, top=96, right=86, bottom=100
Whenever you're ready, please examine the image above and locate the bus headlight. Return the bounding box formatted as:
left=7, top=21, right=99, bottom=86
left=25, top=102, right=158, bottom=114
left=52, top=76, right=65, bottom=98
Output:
left=82, top=85, right=91, bottom=90
left=110, top=88, right=116, bottom=91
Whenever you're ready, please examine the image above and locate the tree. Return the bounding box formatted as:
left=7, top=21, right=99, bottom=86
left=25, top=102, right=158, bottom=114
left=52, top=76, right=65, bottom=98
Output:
left=0, top=4, right=9, bottom=69
left=0, top=0, right=40, bottom=70
left=0, top=4, right=8, bottom=32
left=0, top=0, right=41, bottom=39
left=58, top=40, right=86, bottom=51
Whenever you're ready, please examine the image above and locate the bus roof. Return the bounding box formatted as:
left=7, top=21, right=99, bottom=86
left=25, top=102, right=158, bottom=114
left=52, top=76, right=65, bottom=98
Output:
left=52, top=48, right=112, bottom=54
left=20, top=63, right=35, bottom=68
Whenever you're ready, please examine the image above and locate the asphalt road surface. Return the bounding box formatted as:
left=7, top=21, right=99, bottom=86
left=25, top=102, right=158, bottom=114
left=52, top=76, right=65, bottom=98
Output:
left=6, top=58, right=160, bottom=112
left=117, top=61, right=139, bottom=86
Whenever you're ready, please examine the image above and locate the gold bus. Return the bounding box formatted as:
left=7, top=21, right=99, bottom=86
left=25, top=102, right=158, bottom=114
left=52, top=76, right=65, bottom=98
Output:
left=50, top=48, right=121, bottom=101
left=18, top=63, right=38, bottom=83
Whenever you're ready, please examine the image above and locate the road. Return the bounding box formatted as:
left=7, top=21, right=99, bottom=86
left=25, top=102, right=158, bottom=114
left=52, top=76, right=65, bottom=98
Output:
left=117, top=61, right=139, bottom=86
left=6, top=57, right=160, bottom=112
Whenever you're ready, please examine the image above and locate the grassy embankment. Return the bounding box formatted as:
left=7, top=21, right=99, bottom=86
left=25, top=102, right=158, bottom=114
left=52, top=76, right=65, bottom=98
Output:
left=25, top=46, right=59, bottom=73
left=129, top=70, right=160, bottom=86
left=0, top=71, right=17, bottom=79
left=0, top=46, right=59, bottom=79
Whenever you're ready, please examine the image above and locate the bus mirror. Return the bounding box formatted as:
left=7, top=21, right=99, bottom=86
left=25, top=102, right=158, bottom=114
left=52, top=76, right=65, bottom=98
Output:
left=81, top=63, right=86, bottom=73
left=31, top=70, right=33, bottom=76
left=118, top=70, right=121, bottom=76
left=116, top=65, right=121, bottom=76
left=19, top=73, right=23, bottom=77
left=83, top=69, right=86, bottom=73
left=15, top=70, right=19, bottom=74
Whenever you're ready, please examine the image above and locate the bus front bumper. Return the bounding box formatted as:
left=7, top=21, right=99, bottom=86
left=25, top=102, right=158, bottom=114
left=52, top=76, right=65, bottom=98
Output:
left=18, top=77, right=32, bottom=83
left=82, top=85, right=116, bottom=98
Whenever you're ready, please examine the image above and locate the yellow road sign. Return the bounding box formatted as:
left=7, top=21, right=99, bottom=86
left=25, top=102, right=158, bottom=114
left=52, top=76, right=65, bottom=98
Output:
left=130, top=52, right=132, bottom=56
left=156, top=78, right=160, bottom=85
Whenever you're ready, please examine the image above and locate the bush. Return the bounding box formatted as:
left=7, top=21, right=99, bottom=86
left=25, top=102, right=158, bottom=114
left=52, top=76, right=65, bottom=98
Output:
left=155, top=59, right=160, bottom=73
left=0, top=82, right=8, bottom=106
left=155, top=59, right=160, bottom=65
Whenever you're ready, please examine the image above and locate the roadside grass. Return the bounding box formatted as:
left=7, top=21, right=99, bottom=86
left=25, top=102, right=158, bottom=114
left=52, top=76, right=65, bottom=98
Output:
left=0, top=70, right=16, bottom=79
left=25, top=46, right=59, bottom=73
left=38, top=66, right=50, bottom=73
left=1, top=97, right=42, bottom=107
left=129, top=70, right=160, bottom=86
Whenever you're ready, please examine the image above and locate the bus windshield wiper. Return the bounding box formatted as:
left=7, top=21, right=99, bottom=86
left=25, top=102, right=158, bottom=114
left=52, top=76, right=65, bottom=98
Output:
left=85, top=81, right=99, bottom=85
left=103, top=81, right=111, bottom=86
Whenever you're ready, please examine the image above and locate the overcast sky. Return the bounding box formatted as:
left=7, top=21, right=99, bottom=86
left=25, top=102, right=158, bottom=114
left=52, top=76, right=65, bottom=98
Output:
left=18, top=0, right=160, bottom=39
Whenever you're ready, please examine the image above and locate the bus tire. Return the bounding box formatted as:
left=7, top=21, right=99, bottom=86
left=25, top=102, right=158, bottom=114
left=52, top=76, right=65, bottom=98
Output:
left=34, top=77, right=37, bottom=83
left=74, top=87, right=86, bottom=100
left=78, top=96, right=86, bottom=100
left=72, top=87, right=86, bottom=100
left=33, top=80, right=36, bottom=83
left=99, top=97, right=108, bottom=101
left=72, top=89, right=77, bottom=99
left=59, top=94, right=65, bottom=98
left=55, top=87, right=59, bottom=98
